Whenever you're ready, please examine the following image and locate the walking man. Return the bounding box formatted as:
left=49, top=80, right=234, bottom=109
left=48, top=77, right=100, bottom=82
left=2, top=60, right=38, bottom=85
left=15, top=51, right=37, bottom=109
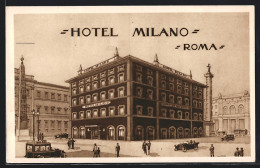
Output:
left=93, top=143, right=98, bottom=157
left=142, top=140, right=147, bottom=155
left=67, top=138, right=71, bottom=150
left=71, top=138, right=75, bottom=149
left=209, top=144, right=214, bottom=157
left=147, top=141, right=151, bottom=155
left=115, top=143, right=120, bottom=157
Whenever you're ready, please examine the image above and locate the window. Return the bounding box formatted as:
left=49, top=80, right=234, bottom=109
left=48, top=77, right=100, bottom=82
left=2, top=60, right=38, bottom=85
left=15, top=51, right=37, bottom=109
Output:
left=193, top=91, right=197, bottom=97
left=64, top=121, right=68, bottom=128
left=72, top=88, right=76, bottom=95
left=101, top=108, right=106, bottom=117
left=169, top=94, right=174, bottom=104
left=118, top=73, right=125, bottom=83
left=161, top=81, right=166, bottom=89
left=185, top=112, right=189, bottom=119
left=79, top=79, right=84, bottom=85
left=86, top=95, right=91, bottom=103
left=136, top=87, right=143, bottom=97
left=198, top=101, right=202, bottom=108
left=64, top=107, right=68, bottom=113
left=79, top=111, right=84, bottom=119
left=72, top=98, right=77, bottom=106
left=100, top=91, right=106, bottom=100
left=93, top=109, right=98, bottom=118
left=193, top=100, right=197, bottom=108
left=177, top=79, right=182, bottom=85
left=169, top=77, right=174, bottom=83
left=51, top=120, right=55, bottom=129
left=72, top=82, right=76, bottom=87
left=44, top=106, right=48, bottom=113
left=45, top=92, right=48, bottom=99
left=169, top=83, right=174, bottom=91
left=85, top=77, right=91, bottom=83
left=72, top=112, right=77, bottom=119
left=37, top=91, right=41, bottom=97
left=136, top=105, right=143, bottom=115
left=79, top=86, right=84, bottom=93
left=136, top=65, right=143, bottom=72
left=194, top=113, right=198, bottom=120
left=100, top=79, right=106, bottom=87
left=147, top=89, right=153, bottom=100
left=147, top=107, right=153, bottom=116
left=147, top=76, right=153, bottom=86
left=198, top=92, right=202, bottom=99
left=108, top=68, right=115, bottom=75
left=199, top=113, right=203, bottom=120
left=100, top=71, right=106, bottom=78
left=136, top=73, right=142, bottom=83
left=44, top=120, right=48, bottom=128
left=109, top=107, right=115, bottom=116
left=185, top=98, right=189, bottom=106
left=177, top=86, right=182, bottom=94
left=177, top=111, right=182, bottom=119
left=184, top=88, right=189, bottom=95
left=118, top=87, right=125, bottom=97
left=92, top=74, right=98, bottom=81
left=64, top=95, right=68, bottom=101
left=170, top=110, right=175, bottom=118
left=161, top=92, right=166, bottom=102
left=92, top=81, right=98, bottom=90
left=108, top=76, right=115, bottom=85
left=86, top=83, right=91, bottom=91
left=177, top=97, right=182, bottom=105
left=92, top=93, right=98, bottom=102
left=108, top=89, right=115, bottom=99
left=51, top=93, right=55, bottom=99
left=161, top=109, right=167, bottom=117
left=79, top=97, right=84, bottom=104
left=238, top=104, right=244, bottom=114
left=118, top=105, right=125, bottom=115
left=230, top=105, right=236, bottom=114
left=86, top=110, right=91, bottom=118
left=57, top=107, right=61, bottom=112
left=118, top=65, right=125, bottom=72
left=51, top=106, right=55, bottom=114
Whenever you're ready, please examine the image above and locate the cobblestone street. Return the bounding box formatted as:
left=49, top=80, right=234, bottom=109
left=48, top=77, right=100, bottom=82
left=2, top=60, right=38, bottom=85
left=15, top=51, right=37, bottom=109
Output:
left=16, top=136, right=251, bottom=158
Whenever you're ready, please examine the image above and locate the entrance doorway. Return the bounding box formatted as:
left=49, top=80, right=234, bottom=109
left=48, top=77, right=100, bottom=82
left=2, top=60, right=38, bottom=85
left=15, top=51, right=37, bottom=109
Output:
left=135, top=125, right=144, bottom=140
left=146, top=126, right=155, bottom=140
left=177, top=127, right=184, bottom=138
left=161, top=128, right=167, bottom=139
left=169, top=126, right=176, bottom=139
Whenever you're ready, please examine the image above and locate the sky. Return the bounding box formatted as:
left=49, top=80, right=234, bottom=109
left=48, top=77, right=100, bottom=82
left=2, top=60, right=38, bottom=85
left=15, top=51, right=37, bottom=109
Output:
left=13, top=12, right=250, bottom=98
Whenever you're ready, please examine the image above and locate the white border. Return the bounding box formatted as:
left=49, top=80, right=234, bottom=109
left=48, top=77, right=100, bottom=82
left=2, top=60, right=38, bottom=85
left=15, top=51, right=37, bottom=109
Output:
left=6, top=6, right=255, bottom=163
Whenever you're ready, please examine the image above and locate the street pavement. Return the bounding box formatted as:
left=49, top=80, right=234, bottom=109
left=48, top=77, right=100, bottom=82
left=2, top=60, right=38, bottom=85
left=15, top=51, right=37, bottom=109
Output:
left=16, top=136, right=251, bottom=158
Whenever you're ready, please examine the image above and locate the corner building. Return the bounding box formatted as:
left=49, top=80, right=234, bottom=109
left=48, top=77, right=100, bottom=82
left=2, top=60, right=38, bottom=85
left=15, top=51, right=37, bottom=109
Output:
left=66, top=51, right=206, bottom=141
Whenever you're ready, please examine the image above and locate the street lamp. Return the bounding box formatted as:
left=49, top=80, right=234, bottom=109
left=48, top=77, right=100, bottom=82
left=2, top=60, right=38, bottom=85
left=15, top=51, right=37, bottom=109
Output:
left=36, top=110, right=40, bottom=141
left=32, top=109, right=35, bottom=141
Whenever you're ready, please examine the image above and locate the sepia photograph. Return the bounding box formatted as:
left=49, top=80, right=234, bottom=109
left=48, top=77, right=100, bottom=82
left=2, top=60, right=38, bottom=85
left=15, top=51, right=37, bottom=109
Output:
left=6, top=6, right=255, bottom=163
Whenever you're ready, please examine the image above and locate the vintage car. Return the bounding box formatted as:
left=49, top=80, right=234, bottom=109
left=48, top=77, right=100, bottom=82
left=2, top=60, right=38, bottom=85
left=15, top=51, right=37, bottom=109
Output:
left=174, top=141, right=199, bottom=152
left=221, top=134, right=235, bottom=141
left=25, top=141, right=66, bottom=158
left=54, top=133, right=69, bottom=139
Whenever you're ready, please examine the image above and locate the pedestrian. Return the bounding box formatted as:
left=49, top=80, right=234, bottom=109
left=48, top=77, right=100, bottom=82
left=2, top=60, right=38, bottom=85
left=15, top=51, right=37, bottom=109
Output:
left=240, top=147, right=244, bottom=157
left=97, top=147, right=100, bottom=157
left=93, top=143, right=98, bottom=157
left=71, top=138, right=75, bottom=149
left=234, top=147, right=240, bottom=157
left=209, top=144, right=214, bottom=157
left=115, top=143, right=120, bottom=157
left=67, top=138, right=71, bottom=150
left=41, top=133, right=44, bottom=141
left=147, top=141, right=151, bottom=155
left=142, top=140, right=147, bottom=155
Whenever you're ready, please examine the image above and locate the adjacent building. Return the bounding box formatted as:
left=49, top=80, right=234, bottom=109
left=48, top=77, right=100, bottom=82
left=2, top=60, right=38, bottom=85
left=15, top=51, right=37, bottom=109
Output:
left=66, top=49, right=207, bottom=141
left=212, top=91, right=250, bottom=135
left=15, top=56, right=71, bottom=139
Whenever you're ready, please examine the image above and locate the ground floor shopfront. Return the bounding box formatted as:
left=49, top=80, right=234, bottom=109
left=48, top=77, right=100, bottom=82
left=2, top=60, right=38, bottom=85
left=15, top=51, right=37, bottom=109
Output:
left=71, top=117, right=204, bottom=141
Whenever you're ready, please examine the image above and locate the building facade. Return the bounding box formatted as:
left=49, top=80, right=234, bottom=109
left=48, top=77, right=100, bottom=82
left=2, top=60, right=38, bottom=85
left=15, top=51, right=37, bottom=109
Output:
left=15, top=57, right=71, bottom=138
left=66, top=49, right=206, bottom=141
left=212, top=91, right=250, bottom=135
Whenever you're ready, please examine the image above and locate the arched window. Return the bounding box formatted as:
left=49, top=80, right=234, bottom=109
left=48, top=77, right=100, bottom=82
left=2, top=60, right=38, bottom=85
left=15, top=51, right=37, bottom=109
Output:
left=177, top=111, right=182, bottom=119
left=223, top=106, right=228, bottom=115
left=72, top=127, right=78, bottom=138
left=117, top=126, right=125, bottom=140
left=185, top=112, right=189, bottom=119
left=230, top=105, right=236, bottom=114
left=238, top=104, right=244, bottom=114
left=79, top=127, right=85, bottom=139
left=107, top=125, right=115, bottom=140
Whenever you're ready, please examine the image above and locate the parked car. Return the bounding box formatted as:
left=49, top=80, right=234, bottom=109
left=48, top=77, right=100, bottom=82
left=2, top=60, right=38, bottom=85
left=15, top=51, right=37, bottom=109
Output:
left=25, top=141, right=66, bottom=158
left=174, top=140, right=199, bottom=152
left=221, top=134, right=235, bottom=141
left=55, top=133, right=69, bottom=139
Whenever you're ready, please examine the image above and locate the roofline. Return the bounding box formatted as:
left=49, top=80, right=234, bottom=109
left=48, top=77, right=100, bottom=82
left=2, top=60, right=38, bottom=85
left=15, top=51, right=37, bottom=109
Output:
left=36, top=81, right=69, bottom=90
left=65, top=55, right=206, bottom=87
